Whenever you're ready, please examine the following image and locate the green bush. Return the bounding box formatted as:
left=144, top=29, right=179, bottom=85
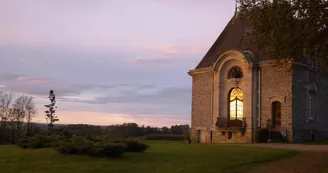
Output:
left=17, top=135, right=148, bottom=157
left=17, top=135, right=61, bottom=149
left=144, top=134, right=185, bottom=141
left=113, top=139, right=149, bottom=152
left=255, top=128, right=269, bottom=143
left=56, top=136, right=126, bottom=158
left=90, top=143, right=126, bottom=157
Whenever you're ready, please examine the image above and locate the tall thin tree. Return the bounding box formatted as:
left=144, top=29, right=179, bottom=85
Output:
left=45, top=90, right=58, bottom=132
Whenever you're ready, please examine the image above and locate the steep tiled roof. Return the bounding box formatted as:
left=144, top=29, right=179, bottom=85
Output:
left=195, top=16, right=258, bottom=69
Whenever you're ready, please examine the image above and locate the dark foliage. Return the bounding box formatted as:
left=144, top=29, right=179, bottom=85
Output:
left=255, top=128, right=269, bottom=143
left=144, top=134, right=185, bottom=141
left=17, top=135, right=61, bottom=149
left=56, top=136, right=126, bottom=158
left=17, top=135, right=149, bottom=157
left=255, top=128, right=284, bottom=143
left=113, top=139, right=149, bottom=152
left=269, top=131, right=284, bottom=141
left=238, top=0, right=328, bottom=72
left=45, top=90, right=58, bottom=131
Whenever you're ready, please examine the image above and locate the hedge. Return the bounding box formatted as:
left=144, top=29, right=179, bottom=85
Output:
left=17, top=135, right=61, bottom=149
left=17, top=135, right=149, bottom=158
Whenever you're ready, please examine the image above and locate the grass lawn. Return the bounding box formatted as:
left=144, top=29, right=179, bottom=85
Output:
left=297, top=139, right=328, bottom=145
left=0, top=141, right=297, bottom=173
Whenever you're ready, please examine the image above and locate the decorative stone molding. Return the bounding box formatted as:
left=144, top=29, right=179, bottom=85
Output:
left=195, top=127, right=209, bottom=130
left=212, top=50, right=249, bottom=72
left=269, top=96, right=286, bottom=104
left=188, top=67, right=213, bottom=76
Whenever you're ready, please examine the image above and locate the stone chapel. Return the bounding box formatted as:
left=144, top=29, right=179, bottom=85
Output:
left=188, top=15, right=328, bottom=143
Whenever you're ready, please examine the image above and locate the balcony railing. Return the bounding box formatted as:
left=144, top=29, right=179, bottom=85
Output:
left=216, top=117, right=246, bottom=130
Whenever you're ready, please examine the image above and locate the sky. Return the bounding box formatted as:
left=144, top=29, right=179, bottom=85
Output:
left=0, top=0, right=235, bottom=127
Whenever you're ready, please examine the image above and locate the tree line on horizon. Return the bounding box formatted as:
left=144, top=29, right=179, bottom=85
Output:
left=55, top=123, right=190, bottom=139
left=0, top=90, right=190, bottom=144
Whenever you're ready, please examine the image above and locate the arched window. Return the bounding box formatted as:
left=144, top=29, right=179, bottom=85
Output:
left=271, top=101, right=281, bottom=128
left=229, top=88, right=243, bottom=120
left=228, top=66, right=243, bottom=79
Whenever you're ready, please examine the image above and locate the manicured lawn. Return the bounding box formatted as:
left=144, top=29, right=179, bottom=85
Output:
left=0, top=141, right=297, bottom=173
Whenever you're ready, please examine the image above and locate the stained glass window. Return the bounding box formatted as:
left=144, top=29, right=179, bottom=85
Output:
left=230, top=88, right=243, bottom=101
left=229, top=88, right=243, bottom=120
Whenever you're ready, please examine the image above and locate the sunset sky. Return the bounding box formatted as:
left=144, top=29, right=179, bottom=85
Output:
left=0, top=0, right=235, bottom=127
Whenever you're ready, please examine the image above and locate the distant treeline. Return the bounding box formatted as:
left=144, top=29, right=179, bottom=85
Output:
left=53, top=123, right=190, bottom=139
left=0, top=122, right=190, bottom=143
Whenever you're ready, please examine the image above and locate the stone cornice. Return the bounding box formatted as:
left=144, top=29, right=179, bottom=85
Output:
left=188, top=67, right=213, bottom=76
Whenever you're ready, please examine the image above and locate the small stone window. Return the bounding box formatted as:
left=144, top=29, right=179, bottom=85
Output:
left=228, top=66, right=243, bottom=79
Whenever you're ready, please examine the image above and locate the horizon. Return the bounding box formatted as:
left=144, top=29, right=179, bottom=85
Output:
left=0, top=0, right=235, bottom=127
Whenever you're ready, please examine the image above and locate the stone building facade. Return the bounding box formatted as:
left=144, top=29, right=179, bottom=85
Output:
left=188, top=16, right=328, bottom=143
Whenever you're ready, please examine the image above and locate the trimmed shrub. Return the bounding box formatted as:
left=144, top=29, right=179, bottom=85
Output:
left=269, top=131, right=284, bottom=141
left=255, top=128, right=269, bottom=143
left=17, top=135, right=60, bottom=149
left=56, top=136, right=126, bottom=158
left=17, top=135, right=148, bottom=157
left=144, top=134, right=185, bottom=141
left=90, top=143, right=126, bottom=157
left=119, top=139, right=149, bottom=152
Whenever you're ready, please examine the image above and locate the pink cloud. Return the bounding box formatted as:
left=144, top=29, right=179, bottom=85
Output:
left=126, top=56, right=174, bottom=65
left=146, top=44, right=207, bottom=56
left=15, top=76, right=53, bottom=85
left=147, top=44, right=180, bottom=55
left=126, top=44, right=207, bottom=65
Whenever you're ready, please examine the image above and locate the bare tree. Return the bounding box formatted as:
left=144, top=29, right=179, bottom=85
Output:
left=25, top=97, right=36, bottom=136
left=9, top=95, right=30, bottom=142
left=0, top=92, right=13, bottom=143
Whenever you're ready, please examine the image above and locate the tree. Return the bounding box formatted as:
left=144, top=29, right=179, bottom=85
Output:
left=0, top=92, right=13, bottom=143
left=45, top=90, right=58, bottom=132
left=25, top=97, right=37, bottom=136
left=237, top=0, right=328, bottom=72
left=161, top=127, right=170, bottom=134
left=9, top=95, right=31, bottom=142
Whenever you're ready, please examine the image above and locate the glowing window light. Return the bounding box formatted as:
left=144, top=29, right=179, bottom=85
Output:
left=229, top=88, right=243, bottom=120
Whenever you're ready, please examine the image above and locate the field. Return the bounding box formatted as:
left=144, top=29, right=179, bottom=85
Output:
left=0, top=141, right=297, bottom=173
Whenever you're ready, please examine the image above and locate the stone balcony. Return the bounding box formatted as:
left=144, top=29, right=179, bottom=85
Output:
left=216, top=117, right=246, bottom=131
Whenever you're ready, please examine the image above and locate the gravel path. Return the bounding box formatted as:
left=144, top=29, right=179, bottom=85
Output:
left=248, top=151, right=328, bottom=173
left=229, top=143, right=328, bottom=173
left=232, top=143, right=328, bottom=151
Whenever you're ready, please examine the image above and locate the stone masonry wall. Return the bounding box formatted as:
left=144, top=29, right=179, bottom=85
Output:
left=316, top=73, right=328, bottom=139
left=292, top=64, right=328, bottom=141
left=260, top=65, right=293, bottom=142
left=212, top=131, right=252, bottom=143
left=190, top=71, right=213, bottom=143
